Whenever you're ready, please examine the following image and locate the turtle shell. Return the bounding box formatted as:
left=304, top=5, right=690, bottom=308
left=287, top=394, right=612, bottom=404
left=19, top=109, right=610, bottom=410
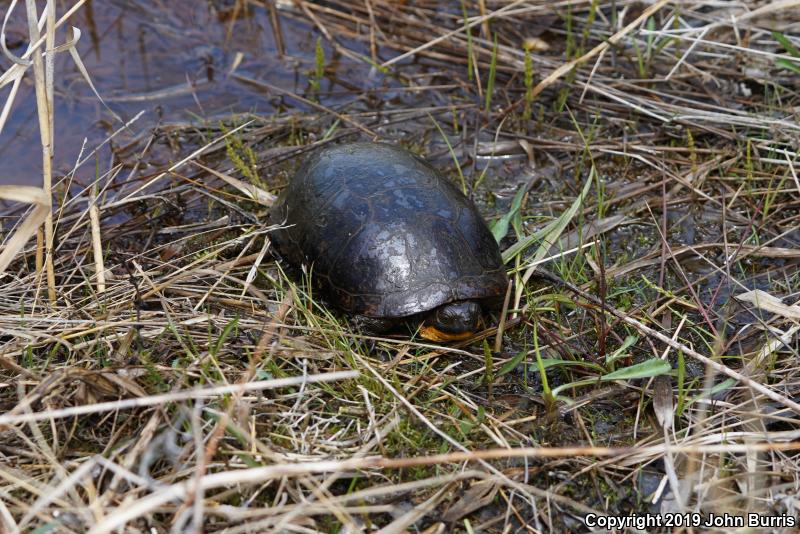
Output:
left=269, top=142, right=508, bottom=319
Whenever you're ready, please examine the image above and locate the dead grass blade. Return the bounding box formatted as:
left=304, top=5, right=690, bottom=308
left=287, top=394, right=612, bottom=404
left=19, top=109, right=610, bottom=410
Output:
left=529, top=0, right=672, bottom=101
left=24, top=0, right=56, bottom=303
left=0, top=186, right=50, bottom=276
left=736, top=289, right=800, bottom=321
left=0, top=371, right=358, bottom=426
left=191, top=161, right=276, bottom=207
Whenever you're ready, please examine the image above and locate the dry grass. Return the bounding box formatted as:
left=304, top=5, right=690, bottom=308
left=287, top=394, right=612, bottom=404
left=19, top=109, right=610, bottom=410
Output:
left=1, top=0, right=800, bottom=532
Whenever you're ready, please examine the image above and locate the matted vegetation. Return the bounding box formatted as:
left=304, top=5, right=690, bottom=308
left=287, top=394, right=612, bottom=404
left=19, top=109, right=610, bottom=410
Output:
left=1, top=0, right=799, bottom=532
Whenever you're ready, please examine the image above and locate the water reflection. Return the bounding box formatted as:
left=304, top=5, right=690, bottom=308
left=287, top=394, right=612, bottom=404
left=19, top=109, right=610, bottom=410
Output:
left=0, top=0, right=376, bottom=186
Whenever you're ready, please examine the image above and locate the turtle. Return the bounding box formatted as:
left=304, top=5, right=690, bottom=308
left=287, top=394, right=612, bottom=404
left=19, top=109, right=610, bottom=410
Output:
left=268, top=142, right=509, bottom=341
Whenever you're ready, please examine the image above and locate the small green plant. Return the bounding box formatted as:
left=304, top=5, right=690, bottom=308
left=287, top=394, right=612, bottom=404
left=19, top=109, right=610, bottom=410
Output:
left=605, top=335, right=637, bottom=367
left=555, top=68, right=575, bottom=112
left=686, top=127, right=697, bottom=172
left=580, top=0, right=600, bottom=54
left=531, top=321, right=554, bottom=407
left=22, top=345, right=34, bottom=369
left=483, top=339, right=494, bottom=391
left=629, top=17, right=657, bottom=78
left=461, top=0, right=475, bottom=81
left=484, top=33, right=499, bottom=114
left=310, top=36, right=325, bottom=94
left=762, top=169, right=788, bottom=224
left=223, top=122, right=261, bottom=186
left=202, top=315, right=239, bottom=382
left=167, top=320, right=199, bottom=367
left=428, top=112, right=467, bottom=194
left=533, top=354, right=672, bottom=403
left=632, top=38, right=646, bottom=78
left=675, top=350, right=687, bottom=417
left=497, top=349, right=527, bottom=378
left=459, top=405, right=486, bottom=436
left=565, top=6, right=576, bottom=59
left=490, top=186, right=526, bottom=243
left=522, top=43, right=535, bottom=121
left=645, top=17, right=656, bottom=68
left=744, top=138, right=755, bottom=203
left=451, top=104, right=460, bottom=133
left=773, top=31, right=800, bottom=74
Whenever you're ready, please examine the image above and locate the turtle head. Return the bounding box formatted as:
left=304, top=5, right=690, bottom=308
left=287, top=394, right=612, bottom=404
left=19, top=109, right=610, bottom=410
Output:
left=419, top=301, right=482, bottom=342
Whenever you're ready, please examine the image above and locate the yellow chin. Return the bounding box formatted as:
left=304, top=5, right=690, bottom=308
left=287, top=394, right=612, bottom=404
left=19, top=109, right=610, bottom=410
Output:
left=419, top=325, right=475, bottom=342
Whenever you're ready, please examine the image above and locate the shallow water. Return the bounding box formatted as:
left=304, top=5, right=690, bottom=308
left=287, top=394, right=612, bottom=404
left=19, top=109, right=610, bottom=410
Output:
left=0, top=0, right=383, bottom=186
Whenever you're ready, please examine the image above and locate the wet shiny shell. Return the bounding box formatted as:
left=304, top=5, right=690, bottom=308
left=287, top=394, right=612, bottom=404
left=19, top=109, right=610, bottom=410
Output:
left=269, top=142, right=509, bottom=319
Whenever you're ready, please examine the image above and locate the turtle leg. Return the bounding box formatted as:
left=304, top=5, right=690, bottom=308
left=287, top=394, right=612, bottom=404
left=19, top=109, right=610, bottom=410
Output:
left=352, top=315, right=396, bottom=335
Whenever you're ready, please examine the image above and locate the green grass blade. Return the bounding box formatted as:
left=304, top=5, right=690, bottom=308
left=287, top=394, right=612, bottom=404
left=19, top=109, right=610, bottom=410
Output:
left=688, top=378, right=737, bottom=406
left=773, top=31, right=800, bottom=58
left=484, top=33, right=498, bottom=113
left=497, top=350, right=526, bottom=377
left=600, top=359, right=671, bottom=381
left=776, top=58, right=800, bottom=74
left=491, top=187, right=526, bottom=243
left=605, top=335, right=638, bottom=366
left=428, top=113, right=467, bottom=194
left=528, top=358, right=605, bottom=373
left=510, top=166, right=595, bottom=291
